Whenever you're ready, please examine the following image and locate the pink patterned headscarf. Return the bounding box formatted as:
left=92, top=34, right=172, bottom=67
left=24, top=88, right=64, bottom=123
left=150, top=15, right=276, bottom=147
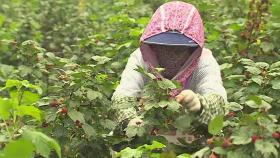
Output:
left=139, top=1, right=205, bottom=96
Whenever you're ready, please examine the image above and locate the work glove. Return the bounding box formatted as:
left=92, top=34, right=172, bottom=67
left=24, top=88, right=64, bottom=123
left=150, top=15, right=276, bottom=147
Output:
left=175, top=90, right=201, bottom=112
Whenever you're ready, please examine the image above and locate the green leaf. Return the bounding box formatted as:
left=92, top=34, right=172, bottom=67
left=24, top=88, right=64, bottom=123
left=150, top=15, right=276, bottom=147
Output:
left=226, top=102, right=243, bottom=111
left=68, top=110, right=85, bottom=124
left=0, top=14, right=5, bottom=27
left=21, top=91, right=40, bottom=105
left=1, top=139, right=34, bottom=158
left=191, top=147, right=210, bottom=158
left=177, top=153, right=191, bottom=158
left=271, top=79, right=280, bottom=89
left=174, top=114, right=194, bottom=132
left=158, top=100, right=169, bottom=108
left=220, top=63, right=233, bottom=70
left=212, top=147, right=226, bottom=155
left=26, top=84, right=43, bottom=95
left=256, top=62, right=269, bottom=69
left=239, top=58, right=255, bottom=66
left=23, top=130, right=61, bottom=158
left=134, top=66, right=156, bottom=80
left=157, top=79, right=177, bottom=90
left=255, top=140, right=278, bottom=158
left=143, top=141, right=166, bottom=150
left=5, top=79, right=22, bottom=89
left=208, top=115, right=223, bottom=135
left=230, top=127, right=252, bottom=145
left=251, top=76, right=262, bottom=86
left=244, top=66, right=261, bottom=75
left=0, top=98, right=13, bottom=119
left=245, top=96, right=271, bottom=109
left=270, top=61, right=280, bottom=69
left=225, top=75, right=245, bottom=80
left=166, top=100, right=182, bottom=112
left=117, top=147, right=143, bottom=158
left=91, top=55, right=111, bottom=64
left=226, top=150, right=251, bottom=158
left=17, top=105, right=42, bottom=121
left=125, top=125, right=145, bottom=138
left=87, top=90, right=103, bottom=101
left=260, top=42, right=275, bottom=53
left=259, top=95, right=274, bottom=103
left=100, top=119, right=117, bottom=130
left=82, top=123, right=96, bottom=138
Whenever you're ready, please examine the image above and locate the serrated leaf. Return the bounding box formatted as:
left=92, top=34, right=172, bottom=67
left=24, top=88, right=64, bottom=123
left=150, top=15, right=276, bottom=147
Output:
left=239, top=58, right=255, bottom=66
left=16, top=105, right=42, bottom=121
left=270, top=61, right=280, bottom=69
left=100, top=119, right=117, bottom=130
left=68, top=110, right=85, bottom=123
left=117, top=147, right=143, bottom=158
left=87, top=90, right=102, bottom=101
left=177, top=153, right=191, bottom=158
left=256, top=62, right=269, bottom=69
left=91, top=56, right=111, bottom=64
left=226, top=102, right=243, bottom=111
left=208, top=115, right=223, bottom=135
left=220, top=63, right=233, bottom=70
left=82, top=123, right=96, bottom=138
left=0, top=98, right=13, bottom=119
left=157, top=79, right=177, bottom=90
left=212, top=147, right=226, bottom=155
left=260, top=42, right=275, bottom=53
left=1, top=139, right=34, bottom=158
left=270, top=79, right=280, bottom=89
left=23, top=130, right=61, bottom=158
left=125, top=125, right=145, bottom=138
left=174, top=114, right=194, bottom=132
left=226, top=151, right=251, bottom=158
left=134, top=66, right=156, bottom=80
left=230, top=127, right=252, bottom=145
left=225, top=75, right=245, bottom=80
left=251, top=76, right=262, bottom=86
left=244, top=66, right=261, bottom=75
left=21, top=91, right=40, bottom=105
left=143, top=141, right=166, bottom=150
left=5, top=79, right=22, bottom=89
left=166, top=100, right=182, bottom=112
left=255, top=140, right=278, bottom=158
left=191, top=147, right=210, bottom=158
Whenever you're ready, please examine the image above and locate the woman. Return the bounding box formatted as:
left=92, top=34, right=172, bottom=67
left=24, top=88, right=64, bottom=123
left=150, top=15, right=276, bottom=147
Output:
left=111, top=1, right=227, bottom=146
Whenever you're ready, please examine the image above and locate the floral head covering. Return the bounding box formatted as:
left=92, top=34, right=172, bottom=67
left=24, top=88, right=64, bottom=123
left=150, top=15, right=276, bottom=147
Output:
left=139, top=1, right=205, bottom=95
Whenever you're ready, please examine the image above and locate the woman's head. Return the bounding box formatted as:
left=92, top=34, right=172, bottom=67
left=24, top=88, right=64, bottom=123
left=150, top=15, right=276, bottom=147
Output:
left=139, top=1, right=205, bottom=88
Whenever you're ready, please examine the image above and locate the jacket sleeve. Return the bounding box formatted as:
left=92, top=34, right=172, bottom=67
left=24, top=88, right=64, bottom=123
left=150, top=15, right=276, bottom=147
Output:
left=190, top=48, right=227, bottom=124
left=111, top=49, right=147, bottom=123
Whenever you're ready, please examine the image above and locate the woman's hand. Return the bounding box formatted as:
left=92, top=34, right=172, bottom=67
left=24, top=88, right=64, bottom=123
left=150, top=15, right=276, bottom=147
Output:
left=175, top=90, right=201, bottom=112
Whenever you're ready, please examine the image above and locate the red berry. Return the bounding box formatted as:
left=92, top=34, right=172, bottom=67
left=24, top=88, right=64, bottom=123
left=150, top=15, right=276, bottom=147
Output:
left=75, top=120, right=83, bottom=128
left=226, top=111, right=236, bottom=117
left=42, top=121, right=48, bottom=128
left=49, top=99, right=60, bottom=107
left=209, top=152, right=219, bottom=158
left=150, top=127, right=159, bottom=135
left=207, top=138, right=214, bottom=145
left=60, top=107, right=68, bottom=115
left=272, top=132, right=280, bottom=139
left=251, top=134, right=262, bottom=143
left=222, top=138, right=232, bottom=148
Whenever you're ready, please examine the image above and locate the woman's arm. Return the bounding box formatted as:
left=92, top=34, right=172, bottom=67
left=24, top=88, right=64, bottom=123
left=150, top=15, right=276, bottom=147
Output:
left=190, top=48, right=227, bottom=124
left=111, top=48, right=147, bottom=123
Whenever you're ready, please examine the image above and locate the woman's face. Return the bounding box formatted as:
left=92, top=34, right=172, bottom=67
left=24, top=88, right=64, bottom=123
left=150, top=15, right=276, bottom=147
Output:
left=151, top=45, right=195, bottom=78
